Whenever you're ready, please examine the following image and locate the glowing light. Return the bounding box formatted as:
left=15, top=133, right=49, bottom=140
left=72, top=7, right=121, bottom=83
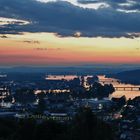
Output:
left=74, top=32, right=82, bottom=37
left=0, top=32, right=140, bottom=66
left=0, top=17, right=30, bottom=25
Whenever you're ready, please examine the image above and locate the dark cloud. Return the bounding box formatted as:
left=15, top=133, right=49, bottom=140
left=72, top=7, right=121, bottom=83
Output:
left=23, top=40, right=40, bottom=44
left=0, top=35, right=8, bottom=38
left=36, top=48, right=47, bottom=50
left=35, top=47, right=61, bottom=51
left=78, top=0, right=140, bottom=11
left=0, top=0, right=140, bottom=38
left=77, top=0, right=128, bottom=5
left=77, top=0, right=100, bottom=4
left=121, top=3, right=140, bottom=11
left=0, top=23, right=25, bottom=35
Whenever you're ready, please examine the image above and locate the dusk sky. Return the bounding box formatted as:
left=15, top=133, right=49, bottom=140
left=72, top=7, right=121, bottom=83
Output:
left=0, top=0, right=140, bottom=66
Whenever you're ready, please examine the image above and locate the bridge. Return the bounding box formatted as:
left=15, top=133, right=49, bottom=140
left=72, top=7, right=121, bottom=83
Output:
left=114, top=87, right=140, bottom=91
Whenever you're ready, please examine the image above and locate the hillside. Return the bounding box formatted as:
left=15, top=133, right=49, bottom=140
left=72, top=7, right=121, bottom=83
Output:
left=107, top=69, right=140, bottom=85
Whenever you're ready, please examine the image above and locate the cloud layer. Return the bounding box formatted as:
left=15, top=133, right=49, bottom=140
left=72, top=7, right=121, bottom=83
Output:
left=0, top=0, right=140, bottom=38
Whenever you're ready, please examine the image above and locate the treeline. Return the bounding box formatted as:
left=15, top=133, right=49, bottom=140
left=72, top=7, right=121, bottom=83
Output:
left=0, top=108, right=115, bottom=140
left=3, top=72, right=46, bottom=82
left=71, top=82, right=115, bottom=99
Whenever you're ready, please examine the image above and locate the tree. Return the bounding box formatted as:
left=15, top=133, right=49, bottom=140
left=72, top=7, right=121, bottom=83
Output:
left=37, top=91, right=46, bottom=100
left=38, top=98, right=46, bottom=114
left=0, top=109, right=115, bottom=140
left=0, top=118, right=17, bottom=140
left=69, top=77, right=81, bottom=88
left=70, top=107, right=114, bottom=140
left=104, top=84, right=115, bottom=96
left=87, top=76, right=99, bottom=86
left=112, top=95, right=126, bottom=109
left=3, top=95, right=13, bottom=103
left=14, top=88, right=36, bottom=104
left=89, top=82, right=115, bottom=99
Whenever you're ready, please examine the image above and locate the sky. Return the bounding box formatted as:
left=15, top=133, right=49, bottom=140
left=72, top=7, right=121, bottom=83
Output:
left=0, top=0, right=140, bottom=66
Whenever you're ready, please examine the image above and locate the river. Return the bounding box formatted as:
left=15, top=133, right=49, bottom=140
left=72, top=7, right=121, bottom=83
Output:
left=98, top=75, right=140, bottom=100
left=45, top=75, right=140, bottom=100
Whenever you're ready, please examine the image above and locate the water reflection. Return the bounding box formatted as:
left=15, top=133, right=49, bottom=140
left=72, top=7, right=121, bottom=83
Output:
left=98, top=75, right=140, bottom=100
left=45, top=75, right=140, bottom=100
left=46, top=75, right=78, bottom=81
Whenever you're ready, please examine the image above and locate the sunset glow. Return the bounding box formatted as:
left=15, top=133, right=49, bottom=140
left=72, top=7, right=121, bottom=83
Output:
left=0, top=32, right=140, bottom=66
left=0, top=0, right=140, bottom=66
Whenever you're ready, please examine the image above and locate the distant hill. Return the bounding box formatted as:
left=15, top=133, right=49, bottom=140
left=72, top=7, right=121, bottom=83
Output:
left=0, top=65, right=140, bottom=75
left=107, top=69, right=140, bottom=85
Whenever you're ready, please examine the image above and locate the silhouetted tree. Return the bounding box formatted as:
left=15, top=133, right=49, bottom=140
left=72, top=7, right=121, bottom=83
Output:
left=69, top=77, right=81, bottom=88
left=38, top=98, right=46, bottom=114
left=0, top=118, right=17, bottom=140
left=89, top=82, right=115, bottom=99
left=104, top=84, right=115, bottom=96
left=0, top=109, right=115, bottom=140
left=3, top=95, right=13, bottom=103
left=14, top=89, right=36, bottom=104
left=37, top=91, right=46, bottom=100
left=70, top=107, right=114, bottom=140
left=87, top=75, right=99, bottom=86
left=112, top=95, right=126, bottom=109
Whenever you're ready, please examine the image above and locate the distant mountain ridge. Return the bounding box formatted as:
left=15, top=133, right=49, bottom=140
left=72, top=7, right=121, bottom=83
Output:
left=0, top=65, right=140, bottom=75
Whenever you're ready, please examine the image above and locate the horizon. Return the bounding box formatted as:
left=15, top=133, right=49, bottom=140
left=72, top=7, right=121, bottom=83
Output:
left=1, top=1, right=140, bottom=139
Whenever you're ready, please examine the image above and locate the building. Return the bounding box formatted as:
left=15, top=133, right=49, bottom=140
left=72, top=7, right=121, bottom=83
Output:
left=0, top=86, right=10, bottom=99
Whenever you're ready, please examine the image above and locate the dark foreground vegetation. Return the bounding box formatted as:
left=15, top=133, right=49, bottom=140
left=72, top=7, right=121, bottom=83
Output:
left=0, top=108, right=115, bottom=140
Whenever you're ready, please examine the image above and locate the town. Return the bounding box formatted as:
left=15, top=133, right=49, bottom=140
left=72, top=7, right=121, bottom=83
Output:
left=0, top=73, right=140, bottom=140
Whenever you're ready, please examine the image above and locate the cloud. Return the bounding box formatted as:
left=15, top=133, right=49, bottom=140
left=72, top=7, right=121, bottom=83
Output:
left=0, top=0, right=140, bottom=38
left=78, top=0, right=140, bottom=11
left=23, top=40, right=40, bottom=44
left=36, top=48, right=47, bottom=50
left=0, top=35, right=8, bottom=38
left=0, top=17, right=29, bottom=25
left=35, top=47, right=61, bottom=51
left=78, top=0, right=105, bottom=4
